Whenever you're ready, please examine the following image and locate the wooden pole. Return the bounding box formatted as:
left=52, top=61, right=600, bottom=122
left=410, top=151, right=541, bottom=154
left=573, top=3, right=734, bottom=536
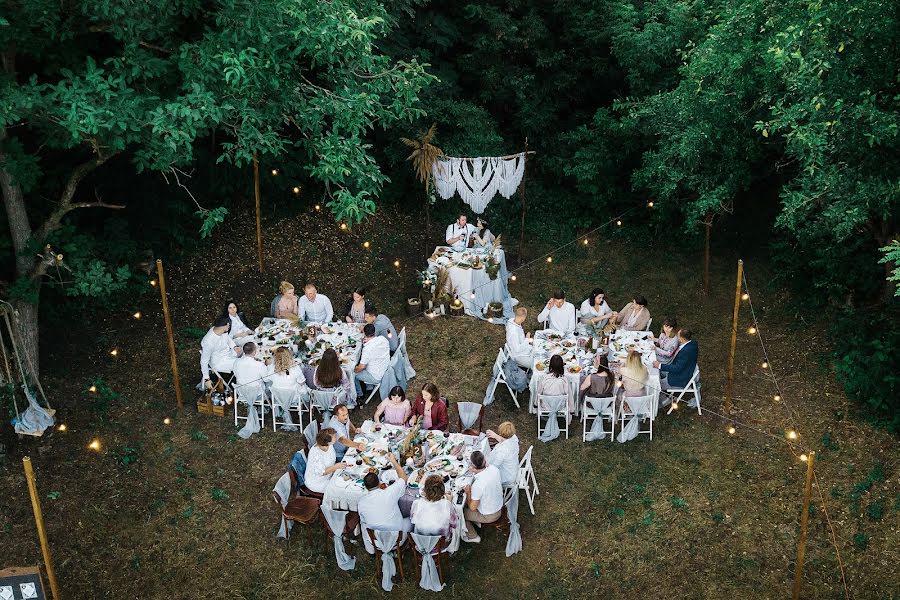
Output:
left=793, top=451, right=816, bottom=600
left=704, top=219, right=711, bottom=296
left=517, top=138, right=529, bottom=266
left=156, top=260, right=183, bottom=411
left=22, top=457, right=61, bottom=600
left=253, top=153, right=264, bottom=272
left=724, top=259, right=743, bottom=415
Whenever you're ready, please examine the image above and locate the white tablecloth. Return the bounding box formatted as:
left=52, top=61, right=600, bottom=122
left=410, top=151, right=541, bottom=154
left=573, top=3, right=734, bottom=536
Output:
left=528, top=330, right=595, bottom=415
left=607, top=329, right=662, bottom=408
left=426, top=246, right=515, bottom=322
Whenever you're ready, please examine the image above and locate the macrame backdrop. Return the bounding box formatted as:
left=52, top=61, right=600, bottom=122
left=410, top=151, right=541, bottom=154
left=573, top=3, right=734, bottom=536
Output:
left=432, top=153, right=526, bottom=214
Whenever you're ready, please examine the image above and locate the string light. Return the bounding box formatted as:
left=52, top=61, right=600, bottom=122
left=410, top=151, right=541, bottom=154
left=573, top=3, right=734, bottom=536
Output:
left=741, top=293, right=749, bottom=301
left=88, top=439, right=101, bottom=451
left=647, top=201, right=654, bottom=208
left=786, top=430, right=798, bottom=440
left=163, top=417, right=171, bottom=425
left=387, top=332, right=393, bottom=338
left=292, top=186, right=300, bottom=194
left=616, top=220, right=622, bottom=226
left=469, top=292, right=476, bottom=299
left=109, top=349, right=119, bottom=357
left=393, top=260, right=401, bottom=268
left=88, top=385, right=97, bottom=393
left=270, top=169, right=279, bottom=176
left=582, top=239, right=588, bottom=245
left=55, top=253, right=64, bottom=262
left=340, top=223, right=347, bottom=230
left=546, top=256, right=553, bottom=263
left=487, top=317, right=494, bottom=323
left=747, top=326, right=757, bottom=335
left=133, top=312, right=141, bottom=320
left=727, top=425, right=736, bottom=435
left=315, top=204, right=321, bottom=211
left=774, top=394, right=782, bottom=402
left=510, top=275, right=517, bottom=281
left=150, top=279, right=157, bottom=287
left=57, top=424, right=67, bottom=432
left=671, top=402, right=679, bottom=410
left=761, top=361, right=768, bottom=369
left=363, top=241, right=370, bottom=249
left=800, top=453, right=809, bottom=462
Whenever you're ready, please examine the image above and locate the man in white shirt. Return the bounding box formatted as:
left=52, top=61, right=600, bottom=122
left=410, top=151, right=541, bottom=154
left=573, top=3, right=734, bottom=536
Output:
left=445, top=213, right=478, bottom=251
left=537, top=290, right=577, bottom=335
left=364, top=307, right=399, bottom=354
left=505, top=307, right=533, bottom=369
left=231, top=342, right=274, bottom=400
left=354, top=323, right=390, bottom=399
left=357, top=453, right=412, bottom=535
left=462, top=451, right=503, bottom=543
left=201, top=315, right=241, bottom=390
left=298, top=283, right=334, bottom=322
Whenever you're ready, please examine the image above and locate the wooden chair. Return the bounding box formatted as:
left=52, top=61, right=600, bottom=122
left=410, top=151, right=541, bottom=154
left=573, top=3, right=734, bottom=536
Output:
left=272, top=491, right=321, bottom=546
left=456, top=401, right=485, bottom=435
left=411, top=534, right=450, bottom=585
left=289, top=467, right=324, bottom=501
left=365, top=528, right=408, bottom=585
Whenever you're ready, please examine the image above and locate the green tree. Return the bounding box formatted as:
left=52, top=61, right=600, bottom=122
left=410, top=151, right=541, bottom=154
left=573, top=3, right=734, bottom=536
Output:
left=0, top=0, right=432, bottom=374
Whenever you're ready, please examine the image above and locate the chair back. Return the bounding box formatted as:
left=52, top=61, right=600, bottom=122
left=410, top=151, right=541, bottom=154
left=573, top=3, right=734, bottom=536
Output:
left=270, top=386, right=298, bottom=408
left=235, top=380, right=265, bottom=404
left=538, top=394, right=568, bottom=413
left=303, top=420, right=319, bottom=451
left=321, top=506, right=357, bottom=571
left=289, top=449, right=307, bottom=493
left=310, top=388, right=340, bottom=416
left=410, top=532, right=446, bottom=591
left=398, top=327, right=408, bottom=353
left=492, top=348, right=506, bottom=378
left=644, top=318, right=653, bottom=332
left=457, top=401, right=484, bottom=432
left=584, top=395, right=616, bottom=417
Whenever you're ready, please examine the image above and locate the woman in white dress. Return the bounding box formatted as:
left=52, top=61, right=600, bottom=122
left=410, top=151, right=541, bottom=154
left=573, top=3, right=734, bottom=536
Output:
left=223, top=301, right=254, bottom=341
left=410, top=475, right=457, bottom=537
left=270, top=347, right=308, bottom=416
left=486, top=421, right=520, bottom=485
left=579, top=288, right=613, bottom=327
left=538, top=355, right=573, bottom=419
left=304, top=428, right=347, bottom=493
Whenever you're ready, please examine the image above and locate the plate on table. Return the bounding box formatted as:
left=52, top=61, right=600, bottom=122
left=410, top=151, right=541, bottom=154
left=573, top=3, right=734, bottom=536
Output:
left=535, top=362, right=546, bottom=372
left=562, top=340, right=576, bottom=348
left=568, top=365, right=582, bottom=374
left=547, top=333, right=562, bottom=342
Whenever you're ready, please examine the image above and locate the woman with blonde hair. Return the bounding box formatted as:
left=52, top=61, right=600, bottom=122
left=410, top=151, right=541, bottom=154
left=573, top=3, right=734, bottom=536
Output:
left=270, top=347, right=306, bottom=391
left=271, top=281, right=300, bottom=319
left=618, top=350, right=648, bottom=397
left=486, top=421, right=520, bottom=485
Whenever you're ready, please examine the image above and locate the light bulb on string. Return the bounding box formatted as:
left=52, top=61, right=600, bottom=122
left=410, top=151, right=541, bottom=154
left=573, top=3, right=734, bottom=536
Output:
left=292, top=186, right=300, bottom=195
left=110, top=349, right=119, bottom=357
left=510, top=275, right=517, bottom=281
left=616, top=220, right=622, bottom=227
left=363, top=241, right=370, bottom=249
left=270, top=169, right=279, bottom=176
left=546, top=256, right=553, bottom=263
left=315, top=204, right=321, bottom=211
left=133, top=312, right=142, bottom=320
left=393, top=260, right=401, bottom=268
left=582, top=238, right=588, bottom=246
left=469, top=292, right=475, bottom=299
left=761, top=361, right=768, bottom=369
left=57, top=424, right=67, bottom=432
left=163, top=417, right=171, bottom=425
left=88, top=385, right=97, bottom=393
left=774, top=394, right=782, bottom=402
left=786, top=430, right=798, bottom=440
left=88, top=439, right=102, bottom=451
left=150, top=279, right=157, bottom=287
left=487, top=317, right=494, bottom=323
left=727, top=425, right=736, bottom=435
left=672, top=402, right=679, bottom=410
left=741, top=293, right=749, bottom=301
left=747, top=326, right=757, bottom=335
left=340, top=223, right=347, bottom=231
left=800, top=453, right=808, bottom=462
left=647, top=201, right=654, bottom=208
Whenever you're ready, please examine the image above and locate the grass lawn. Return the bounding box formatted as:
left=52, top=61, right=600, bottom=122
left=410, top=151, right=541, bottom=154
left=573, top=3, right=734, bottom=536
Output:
left=1, top=205, right=897, bottom=599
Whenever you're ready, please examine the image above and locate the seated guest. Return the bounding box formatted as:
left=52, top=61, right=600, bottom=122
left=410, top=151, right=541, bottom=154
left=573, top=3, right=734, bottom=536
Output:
left=538, top=354, right=573, bottom=417
left=231, top=341, right=274, bottom=394
left=201, top=315, right=241, bottom=390
left=313, top=348, right=352, bottom=405
left=304, top=428, right=346, bottom=494
left=579, top=288, right=613, bottom=328
left=445, top=213, right=477, bottom=251
left=374, top=386, right=412, bottom=426
left=411, top=475, right=457, bottom=537
left=270, top=346, right=307, bottom=392
left=222, top=300, right=254, bottom=341
left=580, top=354, right=614, bottom=398
left=328, top=404, right=365, bottom=461
left=537, top=290, right=577, bottom=335
left=358, top=452, right=411, bottom=534
left=613, top=295, right=651, bottom=331
left=505, top=307, right=533, bottom=369
left=409, top=383, right=449, bottom=431
left=619, top=350, right=648, bottom=397
left=654, top=328, right=698, bottom=391
left=354, top=323, right=390, bottom=400
left=364, top=307, right=399, bottom=354
left=272, top=281, right=300, bottom=319
left=299, top=283, right=334, bottom=323
left=485, top=421, right=520, bottom=486
left=462, top=451, right=503, bottom=543
left=653, top=317, right=680, bottom=365
left=344, top=287, right=374, bottom=324
left=473, top=217, right=496, bottom=247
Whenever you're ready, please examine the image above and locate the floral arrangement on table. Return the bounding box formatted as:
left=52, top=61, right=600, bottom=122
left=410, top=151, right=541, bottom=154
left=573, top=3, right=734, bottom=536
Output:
left=400, top=416, right=424, bottom=462
left=485, top=255, right=501, bottom=280
left=417, top=269, right=436, bottom=297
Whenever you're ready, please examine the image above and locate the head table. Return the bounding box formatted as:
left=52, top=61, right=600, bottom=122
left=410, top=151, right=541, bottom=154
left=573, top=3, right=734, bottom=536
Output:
left=426, top=245, right=515, bottom=322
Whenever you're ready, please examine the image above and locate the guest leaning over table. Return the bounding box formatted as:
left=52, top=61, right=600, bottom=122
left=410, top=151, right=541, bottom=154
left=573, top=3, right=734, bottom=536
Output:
left=343, top=287, right=374, bottom=324
left=299, top=283, right=334, bottom=323
left=538, top=355, right=573, bottom=419
left=537, top=290, right=577, bottom=335
left=445, top=213, right=478, bottom=251
left=313, top=348, right=352, bottom=406
left=619, top=350, right=649, bottom=398
left=328, top=404, right=366, bottom=461
left=505, top=307, right=533, bottom=369
left=222, top=300, right=254, bottom=341
left=374, top=385, right=412, bottom=426
left=364, top=306, right=399, bottom=354
left=354, top=323, right=391, bottom=401
left=201, top=315, right=241, bottom=390
left=579, top=288, right=613, bottom=328
left=613, top=295, right=651, bottom=331
left=304, top=428, right=347, bottom=494
left=486, top=421, right=520, bottom=486
left=271, top=281, right=300, bottom=319
left=409, top=383, right=449, bottom=432
left=358, top=452, right=412, bottom=535
left=411, top=475, right=457, bottom=537
left=462, top=451, right=504, bottom=544
left=653, top=328, right=698, bottom=392
left=653, top=316, right=680, bottom=365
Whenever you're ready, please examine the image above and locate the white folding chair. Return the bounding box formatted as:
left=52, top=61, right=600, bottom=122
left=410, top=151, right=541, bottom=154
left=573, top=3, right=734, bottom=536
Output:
left=233, top=380, right=268, bottom=428
left=582, top=395, right=617, bottom=442
left=516, top=445, right=539, bottom=515
left=303, top=420, right=319, bottom=451
left=364, top=353, right=398, bottom=405
left=271, top=386, right=306, bottom=432
left=644, top=318, right=653, bottom=332
left=485, top=348, right=519, bottom=408
left=618, top=393, right=655, bottom=441
left=503, top=343, right=532, bottom=377
left=310, top=388, right=342, bottom=422
left=665, top=365, right=702, bottom=415
left=537, top=393, right=569, bottom=441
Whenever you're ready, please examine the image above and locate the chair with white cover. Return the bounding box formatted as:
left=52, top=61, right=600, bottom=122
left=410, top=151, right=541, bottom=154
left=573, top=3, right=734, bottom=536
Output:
left=456, top=401, right=485, bottom=434
left=537, top=394, right=569, bottom=442
left=484, top=348, right=519, bottom=408
left=482, top=485, right=523, bottom=557
left=617, top=393, right=656, bottom=442
left=410, top=532, right=448, bottom=591
left=210, top=367, right=236, bottom=396
left=517, top=445, right=539, bottom=515
left=270, top=386, right=304, bottom=432
left=362, top=352, right=399, bottom=406
left=302, top=420, right=319, bottom=453
left=644, top=318, right=653, bottom=332
left=365, top=527, right=407, bottom=591
left=234, top=380, right=268, bottom=430
left=310, top=387, right=341, bottom=422
left=320, top=506, right=358, bottom=571
left=665, top=365, right=702, bottom=415
left=582, top=395, right=617, bottom=442
left=397, top=327, right=416, bottom=380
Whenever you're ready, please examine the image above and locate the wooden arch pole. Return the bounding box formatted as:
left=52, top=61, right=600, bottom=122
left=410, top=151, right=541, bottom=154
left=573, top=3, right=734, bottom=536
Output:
left=704, top=218, right=711, bottom=296
left=517, top=139, right=529, bottom=267
left=22, top=457, right=61, bottom=600
left=156, top=260, right=182, bottom=411
left=253, top=153, right=264, bottom=272
left=724, top=259, right=743, bottom=415
left=793, top=451, right=816, bottom=600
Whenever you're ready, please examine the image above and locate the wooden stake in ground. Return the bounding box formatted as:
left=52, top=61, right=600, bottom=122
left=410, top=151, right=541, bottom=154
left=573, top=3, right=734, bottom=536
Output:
left=22, top=457, right=60, bottom=600
left=253, top=153, right=264, bottom=272
left=724, top=259, right=743, bottom=414
left=704, top=218, right=711, bottom=296
left=518, top=139, right=529, bottom=267
left=793, top=451, right=816, bottom=600
left=156, top=259, right=182, bottom=411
